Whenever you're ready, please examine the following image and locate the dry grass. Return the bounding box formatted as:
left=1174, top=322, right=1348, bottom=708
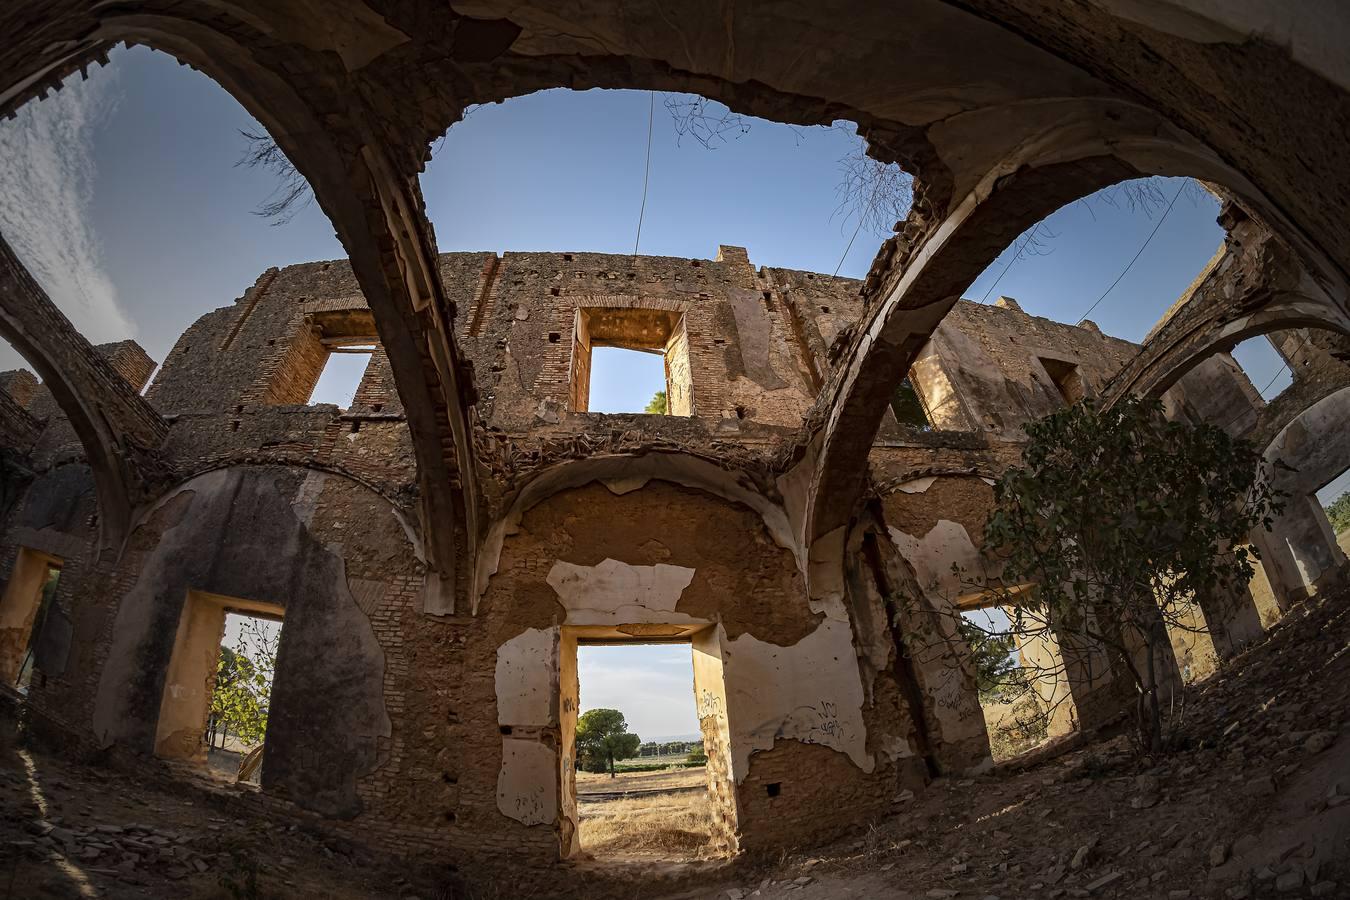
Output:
left=578, top=772, right=719, bottom=858
left=576, top=765, right=706, bottom=794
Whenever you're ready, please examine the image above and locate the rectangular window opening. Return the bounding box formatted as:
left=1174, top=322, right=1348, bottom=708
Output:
left=1039, top=357, right=1084, bottom=405
left=561, top=633, right=736, bottom=861
left=309, top=343, right=375, bottom=410
left=1318, top=467, right=1350, bottom=544
left=589, top=347, right=668, bottom=415
left=156, top=591, right=283, bottom=786
left=956, top=601, right=1062, bottom=762
left=569, top=308, right=693, bottom=416
left=1231, top=334, right=1295, bottom=401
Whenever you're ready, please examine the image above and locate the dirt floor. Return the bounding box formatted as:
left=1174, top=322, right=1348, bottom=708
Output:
left=0, top=591, right=1345, bottom=899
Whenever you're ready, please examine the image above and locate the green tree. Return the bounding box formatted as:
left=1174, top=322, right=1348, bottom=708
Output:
left=1325, top=490, right=1350, bottom=535
left=575, top=708, right=641, bottom=778
left=207, top=619, right=279, bottom=750
left=978, top=397, right=1282, bottom=755
left=644, top=391, right=668, bottom=415
left=957, top=618, right=1022, bottom=700
left=686, top=743, right=707, bottom=765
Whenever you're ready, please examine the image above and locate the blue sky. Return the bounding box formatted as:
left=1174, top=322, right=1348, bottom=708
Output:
left=578, top=644, right=700, bottom=742
left=1, top=45, right=1339, bottom=737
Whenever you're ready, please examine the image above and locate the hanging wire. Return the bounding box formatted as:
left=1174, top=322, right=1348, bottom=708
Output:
left=1075, top=181, right=1185, bottom=324
left=633, top=91, right=656, bottom=257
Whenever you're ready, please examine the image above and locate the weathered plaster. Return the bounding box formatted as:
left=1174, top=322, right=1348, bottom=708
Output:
left=496, top=737, right=558, bottom=827
left=545, top=558, right=698, bottom=626
left=722, top=617, right=873, bottom=778
left=494, top=626, right=558, bottom=728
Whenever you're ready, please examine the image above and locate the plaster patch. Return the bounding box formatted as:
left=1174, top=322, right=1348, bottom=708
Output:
left=496, top=737, right=558, bottom=826
left=723, top=619, right=873, bottom=777
left=546, top=558, right=701, bottom=625
left=495, top=627, right=558, bottom=727
left=895, top=476, right=937, bottom=494
left=888, top=520, right=982, bottom=602
left=601, top=475, right=651, bottom=495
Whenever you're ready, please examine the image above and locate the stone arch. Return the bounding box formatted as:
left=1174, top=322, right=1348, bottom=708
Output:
left=1114, top=294, right=1350, bottom=403
left=476, top=450, right=800, bottom=609
left=1, top=10, right=475, bottom=608
left=89, top=464, right=419, bottom=818
left=1258, top=386, right=1350, bottom=596
left=803, top=116, right=1350, bottom=557
left=0, top=237, right=169, bottom=549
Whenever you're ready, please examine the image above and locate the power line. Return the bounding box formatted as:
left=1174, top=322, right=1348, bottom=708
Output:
left=1075, top=181, right=1184, bottom=324
left=978, top=228, right=1042, bottom=304
left=633, top=91, right=655, bottom=257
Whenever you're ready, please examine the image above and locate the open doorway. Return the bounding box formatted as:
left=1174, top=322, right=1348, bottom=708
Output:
left=155, top=590, right=282, bottom=785
left=560, top=629, right=737, bottom=861
left=1318, top=466, right=1350, bottom=558
left=0, top=548, right=62, bottom=692
left=956, top=597, right=1101, bottom=762
left=205, top=612, right=281, bottom=783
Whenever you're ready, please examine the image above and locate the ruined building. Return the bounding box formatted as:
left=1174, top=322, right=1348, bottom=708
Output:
left=1, top=0, right=1349, bottom=892
left=1, top=233, right=1346, bottom=867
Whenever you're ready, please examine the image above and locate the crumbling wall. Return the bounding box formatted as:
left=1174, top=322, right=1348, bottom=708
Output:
left=477, top=478, right=905, bottom=857
left=85, top=467, right=410, bottom=819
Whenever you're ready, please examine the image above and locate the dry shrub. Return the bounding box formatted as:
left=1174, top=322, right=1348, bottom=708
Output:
left=579, top=791, right=718, bottom=857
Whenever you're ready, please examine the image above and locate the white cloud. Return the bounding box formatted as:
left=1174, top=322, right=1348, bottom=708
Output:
left=0, top=65, right=132, bottom=371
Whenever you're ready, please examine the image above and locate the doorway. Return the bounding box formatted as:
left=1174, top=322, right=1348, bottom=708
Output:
left=0, top=548, right=62, bottom=691
left=155, top=590, right=283, bottom=784
left=559, top=626, right=738, bottom=860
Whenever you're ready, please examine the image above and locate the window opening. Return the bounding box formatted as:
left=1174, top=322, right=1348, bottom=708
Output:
left=0, top=550, right=62, bottom=692
left=890, top=374, right=932, bottom=429
left=206, top=612, right=280, bottom=784
left=589, top=347, right=667, bottom=414
left=308, top=342, right=375, bottom=409
left=569, top=308, right=693, bottom=416
left=1039, top=357, right=1084, bottom=405
left=156, top=591, right=282, bottom=786
left=1231, top=335, right=1294, bottom=400
left=562, top=633, right=736, bottom=861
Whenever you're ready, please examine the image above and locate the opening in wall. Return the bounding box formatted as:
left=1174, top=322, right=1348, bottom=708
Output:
left=569, top=307, right=693, bottom=416
left=156, top=590, right=282, bottom=785
left=890, top=373, right=932, bottom=429
left=1317, top=467, right=1350, bottom=554
left=308, top=342, right=375, bottom=409
left=1230, top=334, right=1294, bottom=400
left=952, top=590, right=1089, bottom=762
left=559, top=627, right=737, bottom=861
left=1039, top=357, right=1084, bottom=405
left=0, top=549, right=62, bottom=691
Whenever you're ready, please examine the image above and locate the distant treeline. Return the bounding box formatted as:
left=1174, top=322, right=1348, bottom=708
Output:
left=635, top=740, right=701, bottom=758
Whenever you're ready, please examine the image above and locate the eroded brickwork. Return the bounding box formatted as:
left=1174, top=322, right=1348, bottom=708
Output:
left=0, top=240, right=1314, bottom=889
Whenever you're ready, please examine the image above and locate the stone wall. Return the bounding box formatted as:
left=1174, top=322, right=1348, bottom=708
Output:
left=0, top=237, right=1312, bottom=882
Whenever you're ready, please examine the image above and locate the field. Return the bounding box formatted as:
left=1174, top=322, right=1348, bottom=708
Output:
left=577, top=765, right=719, bottom=858
left=612, top=752, right=700, bottom=771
